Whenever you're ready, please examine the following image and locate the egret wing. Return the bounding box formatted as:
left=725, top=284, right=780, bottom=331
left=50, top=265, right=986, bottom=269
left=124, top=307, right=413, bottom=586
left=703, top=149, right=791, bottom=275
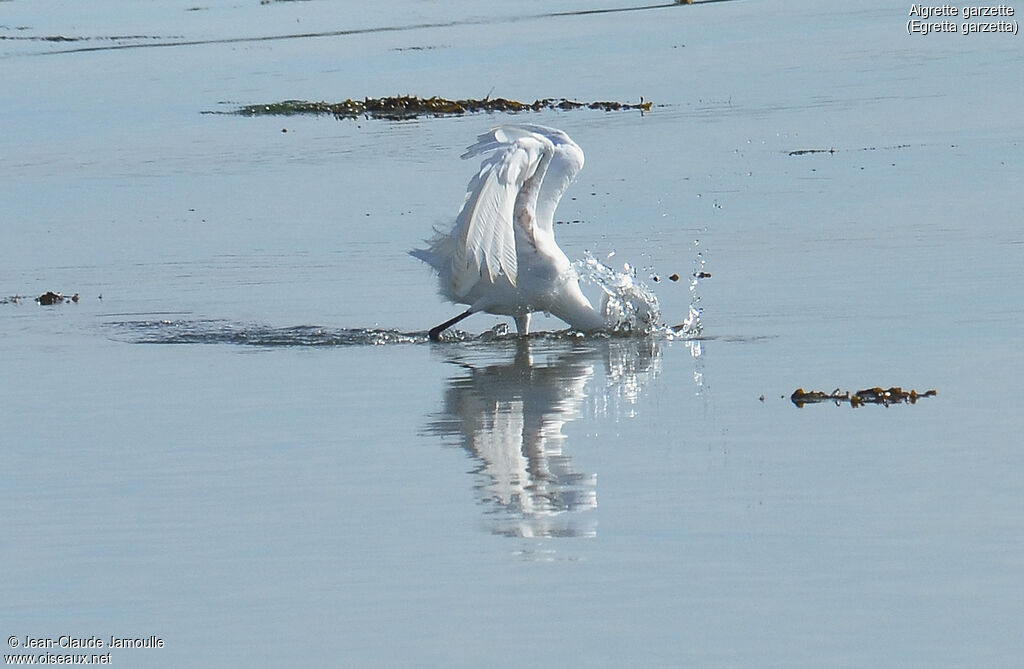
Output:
left=488, top=125, right=585, bottom=237
left=449, top=131, right=551, bottom=296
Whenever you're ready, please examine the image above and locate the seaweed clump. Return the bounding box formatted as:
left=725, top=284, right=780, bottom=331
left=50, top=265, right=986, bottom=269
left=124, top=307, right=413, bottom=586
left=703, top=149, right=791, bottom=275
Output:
left=790, top=386, right=936, bottom=408
left=36, top=291, right=79, bottom=305
left=235, top=95, right=652, bottom=120
left=2, top=292, right=82, bottom=305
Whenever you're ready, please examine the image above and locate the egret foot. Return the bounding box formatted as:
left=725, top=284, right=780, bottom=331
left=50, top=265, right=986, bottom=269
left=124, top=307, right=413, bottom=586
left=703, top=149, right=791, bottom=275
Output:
left=428, top=308, right=474, bottom=342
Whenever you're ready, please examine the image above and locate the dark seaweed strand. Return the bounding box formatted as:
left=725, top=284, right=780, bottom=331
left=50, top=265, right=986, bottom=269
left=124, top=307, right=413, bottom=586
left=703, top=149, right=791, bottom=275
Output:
left=234, top=96, right=652, bottom=119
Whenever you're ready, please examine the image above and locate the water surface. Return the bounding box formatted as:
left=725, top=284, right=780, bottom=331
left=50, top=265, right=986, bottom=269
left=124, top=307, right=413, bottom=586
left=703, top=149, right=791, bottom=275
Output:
left=2, top=0, right=1023, bottom=666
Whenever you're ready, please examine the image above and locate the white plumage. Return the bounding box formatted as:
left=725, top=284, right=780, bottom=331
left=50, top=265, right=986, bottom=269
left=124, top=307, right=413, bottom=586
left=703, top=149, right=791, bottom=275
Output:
left=411, top=125, right=606, bottom=340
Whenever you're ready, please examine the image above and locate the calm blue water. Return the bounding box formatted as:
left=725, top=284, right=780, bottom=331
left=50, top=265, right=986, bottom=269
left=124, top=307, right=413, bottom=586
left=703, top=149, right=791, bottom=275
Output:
left=3, top=1, right=1023, bottom=666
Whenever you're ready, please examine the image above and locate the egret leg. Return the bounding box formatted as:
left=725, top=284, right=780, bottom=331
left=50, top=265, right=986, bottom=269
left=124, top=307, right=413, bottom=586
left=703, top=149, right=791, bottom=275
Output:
left=428, top=308, right=474, bottom=342
left=514, top=313, right=531, bottom=336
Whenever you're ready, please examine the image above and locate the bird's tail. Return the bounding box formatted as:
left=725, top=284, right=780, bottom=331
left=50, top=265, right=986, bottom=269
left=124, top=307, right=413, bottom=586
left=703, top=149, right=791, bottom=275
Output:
left=409, top=227, right=456, bottom=272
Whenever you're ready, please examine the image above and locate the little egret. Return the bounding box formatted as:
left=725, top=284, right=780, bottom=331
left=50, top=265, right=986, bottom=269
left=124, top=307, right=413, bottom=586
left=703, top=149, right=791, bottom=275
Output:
left=411, top=125, right=607, bottom=341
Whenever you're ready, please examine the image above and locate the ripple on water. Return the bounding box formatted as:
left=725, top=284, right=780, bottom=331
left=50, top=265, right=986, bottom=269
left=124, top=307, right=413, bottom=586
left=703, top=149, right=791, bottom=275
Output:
left=106, top=318, right=707, bottom=348
left=106, top=254, right=703, bottom=347
left=107, top=319, right=427, bottom=347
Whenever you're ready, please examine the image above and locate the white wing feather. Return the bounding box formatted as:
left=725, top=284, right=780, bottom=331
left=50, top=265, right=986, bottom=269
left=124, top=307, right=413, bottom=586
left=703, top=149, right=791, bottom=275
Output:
left=452, top=148, right=524, bottom=294
left=451, top=129, right=545, bottom=296
left=413, top=125, right=585, bottom=302
left=515, top=125, right=585, bottom=235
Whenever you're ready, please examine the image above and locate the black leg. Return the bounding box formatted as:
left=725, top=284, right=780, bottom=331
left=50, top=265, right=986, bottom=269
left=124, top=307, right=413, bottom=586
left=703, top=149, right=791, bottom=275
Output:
left=428, top=308, right=474, bottom=342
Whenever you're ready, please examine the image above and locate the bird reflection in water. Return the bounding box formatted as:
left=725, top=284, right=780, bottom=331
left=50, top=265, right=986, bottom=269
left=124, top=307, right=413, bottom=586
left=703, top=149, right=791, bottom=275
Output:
left=421, top=336, right=662, bottom=541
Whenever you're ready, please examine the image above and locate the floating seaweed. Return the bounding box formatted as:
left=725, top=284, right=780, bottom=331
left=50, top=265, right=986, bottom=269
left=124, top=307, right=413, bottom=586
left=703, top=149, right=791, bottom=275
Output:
left=651, top=270, right=709, bottom=283
left=788, top=144, right=911, bottom=157
left=788, top=148, right=836, bottom=156
left=2, top=292, right=86, bottom=305
left=234, top=95, right=652, bottom=120
left=35, top=291, right=79, bottom=305
left=790, top=386, right=936, bottom=408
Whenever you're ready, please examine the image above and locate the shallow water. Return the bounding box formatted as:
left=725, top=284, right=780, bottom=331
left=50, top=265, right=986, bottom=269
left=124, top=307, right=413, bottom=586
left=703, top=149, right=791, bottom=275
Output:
left=3, top=0, right=1023, bottom=666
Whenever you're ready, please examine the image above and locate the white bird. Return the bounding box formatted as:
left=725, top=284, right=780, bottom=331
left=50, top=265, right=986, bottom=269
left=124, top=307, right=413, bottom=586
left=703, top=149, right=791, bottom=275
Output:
left=411, top=125, right=607, bottom=341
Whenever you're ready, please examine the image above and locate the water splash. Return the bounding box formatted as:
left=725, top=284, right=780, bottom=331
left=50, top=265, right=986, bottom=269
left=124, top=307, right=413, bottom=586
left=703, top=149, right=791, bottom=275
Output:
left=574, top=252, right=662, bottom=334
left=677, top=238, right=706, bottom=337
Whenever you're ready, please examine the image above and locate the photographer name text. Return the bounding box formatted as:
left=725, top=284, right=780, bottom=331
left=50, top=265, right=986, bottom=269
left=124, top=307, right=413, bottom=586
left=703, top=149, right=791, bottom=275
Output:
left=11, top=636, right=163, bottom=650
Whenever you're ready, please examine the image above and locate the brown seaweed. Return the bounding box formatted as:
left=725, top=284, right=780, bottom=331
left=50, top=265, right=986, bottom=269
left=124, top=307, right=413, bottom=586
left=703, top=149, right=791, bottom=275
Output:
left=788, top=144, right=911, bottom=157
left=35, top=291, right=79, bottom=305
left=235, top=95, right=652, bottom=120
left=790, top=386, right=937, bottom=408
left=3, top=292, right=85, bottom=305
